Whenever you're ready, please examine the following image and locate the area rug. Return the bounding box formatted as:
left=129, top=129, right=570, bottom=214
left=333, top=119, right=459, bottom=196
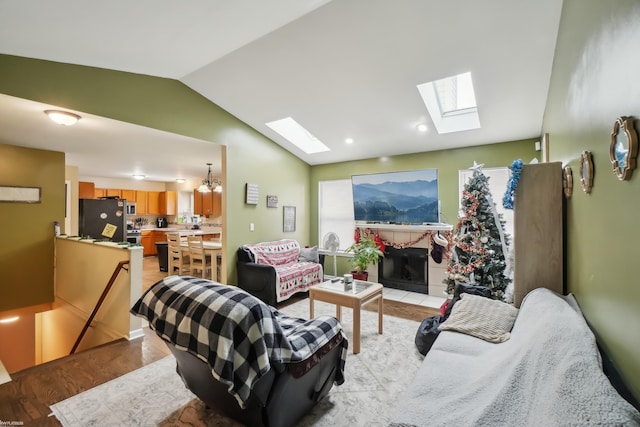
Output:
left=50, top=299, right=424, bottom=427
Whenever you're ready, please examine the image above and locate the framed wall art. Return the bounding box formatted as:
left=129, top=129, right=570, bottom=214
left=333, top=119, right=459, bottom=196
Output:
left=266, top=195, right=278, bottom=208
left=283, top=206, right=296, bottom=232
left=245, top=183, right=259, bottom=205
left=0, top=185, right=41, bottom=203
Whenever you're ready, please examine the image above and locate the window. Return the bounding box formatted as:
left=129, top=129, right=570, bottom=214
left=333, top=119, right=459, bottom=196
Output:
left=266, top=117, right=330, bottom=154
left=318, top=179, right=354, bottom=251
left=417, top=72, right=480, bottom=134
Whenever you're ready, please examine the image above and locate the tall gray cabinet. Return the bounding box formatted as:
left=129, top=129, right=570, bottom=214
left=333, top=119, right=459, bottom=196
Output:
left=513, top=162, right=564, bottom=307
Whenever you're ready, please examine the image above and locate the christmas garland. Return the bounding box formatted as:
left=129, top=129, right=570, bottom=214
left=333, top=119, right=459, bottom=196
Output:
left=359, top=227, right=453, bottom=258
left=502, top=159, right=523, bottom=209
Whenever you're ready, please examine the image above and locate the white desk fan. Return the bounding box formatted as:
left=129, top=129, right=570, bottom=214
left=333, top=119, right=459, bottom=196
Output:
left=322, top=232, right=340, bottom=277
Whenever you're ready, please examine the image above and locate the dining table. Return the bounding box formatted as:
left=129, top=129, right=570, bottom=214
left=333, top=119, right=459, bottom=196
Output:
left=180, top=240, right=223, bottom=281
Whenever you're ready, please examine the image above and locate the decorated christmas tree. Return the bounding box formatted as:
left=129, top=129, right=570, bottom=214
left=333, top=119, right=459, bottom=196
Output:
left=444, top=163, right=511, bottom=299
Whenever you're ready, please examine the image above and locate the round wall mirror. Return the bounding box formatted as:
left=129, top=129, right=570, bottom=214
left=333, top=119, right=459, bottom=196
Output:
left=579, top=151, right=594, bottom=193
left=609, top=116, right=638, bottom=181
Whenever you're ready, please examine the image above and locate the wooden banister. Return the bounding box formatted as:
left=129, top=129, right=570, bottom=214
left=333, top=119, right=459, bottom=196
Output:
left=70, top=260, right=130, bottom=354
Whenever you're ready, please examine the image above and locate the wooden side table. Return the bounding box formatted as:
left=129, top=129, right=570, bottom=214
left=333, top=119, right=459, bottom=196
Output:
left=309, top=280, right=383, bottom=354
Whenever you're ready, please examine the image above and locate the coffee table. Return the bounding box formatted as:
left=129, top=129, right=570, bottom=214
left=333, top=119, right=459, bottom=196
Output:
left=309, top=280, right=383, bottom=354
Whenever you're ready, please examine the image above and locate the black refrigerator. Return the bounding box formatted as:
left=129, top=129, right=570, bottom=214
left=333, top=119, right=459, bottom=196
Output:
left=79, top=198, right=127, bottom=242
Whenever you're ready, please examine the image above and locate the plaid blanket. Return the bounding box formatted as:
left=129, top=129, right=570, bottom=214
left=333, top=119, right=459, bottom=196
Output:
left=130, top=276, right=347, bottom=407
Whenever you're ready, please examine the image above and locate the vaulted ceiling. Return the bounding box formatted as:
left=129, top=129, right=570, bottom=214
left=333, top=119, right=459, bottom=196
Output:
left=0, top=0, right=563, bottom=180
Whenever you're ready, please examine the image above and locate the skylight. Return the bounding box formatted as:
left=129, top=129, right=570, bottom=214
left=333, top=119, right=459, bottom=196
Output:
left=417, top=72, right=480, bottom=134
left=265, top=117, right=330, bottom=154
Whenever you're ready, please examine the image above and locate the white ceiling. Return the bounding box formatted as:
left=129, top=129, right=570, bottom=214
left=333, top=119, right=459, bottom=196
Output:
left=0, top=0, right=563, bottom=178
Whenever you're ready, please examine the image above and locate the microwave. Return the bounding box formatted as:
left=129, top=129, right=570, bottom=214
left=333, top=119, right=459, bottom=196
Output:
left=126, top=202, right=136, bottom=215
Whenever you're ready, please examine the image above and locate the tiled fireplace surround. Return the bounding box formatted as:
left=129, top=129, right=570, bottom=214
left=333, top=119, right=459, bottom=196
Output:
left=357, top=224, right=451, bottom=298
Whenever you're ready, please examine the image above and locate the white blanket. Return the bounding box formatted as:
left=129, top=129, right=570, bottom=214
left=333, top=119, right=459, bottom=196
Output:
left=390, top=288, right=640, bottom=426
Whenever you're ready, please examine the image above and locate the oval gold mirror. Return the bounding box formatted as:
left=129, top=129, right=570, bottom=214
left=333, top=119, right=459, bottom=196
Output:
left=609, top=116, right=638, bottom=181
left=563, top=166, right=573, bottom=199
left=580, top=151, right=593, bottom=193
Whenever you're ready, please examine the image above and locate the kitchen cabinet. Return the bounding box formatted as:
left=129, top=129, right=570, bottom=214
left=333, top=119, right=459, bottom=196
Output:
left=143, top=230, right=168, bottom=256
left=79, top=181, right=95, bottom=199
left=121, top=189, right=136, bottom=202
left=159, top=191, right=177, bottom=215
left=147, top=191, right=161, bottom=215
left=193, top=190, right=221, bottom=217
left=135, top=191, right=148, bottom=214
left=141, top=231, right=153, bottom=256
left=81, top=186, right=173, bottom=216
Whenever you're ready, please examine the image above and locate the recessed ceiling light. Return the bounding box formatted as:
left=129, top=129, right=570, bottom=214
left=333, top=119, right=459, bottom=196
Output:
left=265, top=117, right=330, bottom=154
left=44, top=110, right=81, bottom=126
left=345, top=138, right=354, bottom=144
left=416, top=124, right=428, bottom=133
left=132, top=174, right=145, bottom=180
left=176, top=179, right=186, bottom=184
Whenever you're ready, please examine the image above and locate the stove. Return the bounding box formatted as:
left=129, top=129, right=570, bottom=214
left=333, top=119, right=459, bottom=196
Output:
left=126, top=229, right=141, bottom=244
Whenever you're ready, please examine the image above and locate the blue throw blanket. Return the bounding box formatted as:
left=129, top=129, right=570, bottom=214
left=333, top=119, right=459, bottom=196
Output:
left=130, top=276, right=347, bottom=407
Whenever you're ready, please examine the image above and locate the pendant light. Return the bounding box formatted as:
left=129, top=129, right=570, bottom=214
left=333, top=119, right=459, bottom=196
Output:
left=198, top=163, right=222, bottom=193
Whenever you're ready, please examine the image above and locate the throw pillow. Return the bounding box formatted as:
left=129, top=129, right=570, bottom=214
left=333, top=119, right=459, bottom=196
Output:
left=443, top=283, right=493, bottom=318
left=438, top=293, right=518, bottom=343
left=298, top=246, right=319, bottom=263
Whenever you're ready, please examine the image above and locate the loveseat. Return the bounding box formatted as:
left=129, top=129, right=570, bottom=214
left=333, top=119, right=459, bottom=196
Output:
left=131, top=276, right=348, bottom=427
left=237, top=239, right=324, bottom=305
left=390, top=287, right=640, bottom=426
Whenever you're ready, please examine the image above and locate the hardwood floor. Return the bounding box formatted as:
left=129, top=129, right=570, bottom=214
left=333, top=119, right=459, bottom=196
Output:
left=0, top=257, right=439, bottom=425
left=143, top=255, right=169, bottom=291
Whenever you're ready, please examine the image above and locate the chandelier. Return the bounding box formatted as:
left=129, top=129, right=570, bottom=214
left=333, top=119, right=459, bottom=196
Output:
left=197, top=163, right=222, bottom=193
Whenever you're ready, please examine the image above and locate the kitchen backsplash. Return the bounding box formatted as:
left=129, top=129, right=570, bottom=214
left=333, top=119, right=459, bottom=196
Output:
left=127, top=214, right=221, bottom=229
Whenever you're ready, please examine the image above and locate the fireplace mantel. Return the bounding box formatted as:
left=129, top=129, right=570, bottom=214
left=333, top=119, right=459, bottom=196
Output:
left=356, top=223, right=453, bottom=232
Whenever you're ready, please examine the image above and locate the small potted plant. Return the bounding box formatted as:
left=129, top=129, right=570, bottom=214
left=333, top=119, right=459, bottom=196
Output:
left=346, top=237, right=384, bottom=281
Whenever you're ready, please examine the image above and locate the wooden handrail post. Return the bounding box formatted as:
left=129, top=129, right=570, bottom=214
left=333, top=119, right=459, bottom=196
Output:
left=70, top=260, right=130, bottom=354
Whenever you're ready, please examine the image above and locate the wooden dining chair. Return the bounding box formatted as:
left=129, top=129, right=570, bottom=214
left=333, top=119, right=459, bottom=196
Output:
left=167, top=233, right=190, bottom=275
left=187, top=235, right=212, bottom=279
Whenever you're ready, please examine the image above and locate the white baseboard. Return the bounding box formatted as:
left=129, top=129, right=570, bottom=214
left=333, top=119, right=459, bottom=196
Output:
left=128, top=328, right=145, bottom=340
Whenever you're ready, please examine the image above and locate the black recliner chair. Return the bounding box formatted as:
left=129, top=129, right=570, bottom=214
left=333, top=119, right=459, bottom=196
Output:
left=131, top=276, right=346, bottom=427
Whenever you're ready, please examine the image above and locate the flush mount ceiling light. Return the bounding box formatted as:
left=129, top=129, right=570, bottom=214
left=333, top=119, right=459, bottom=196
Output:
left=175, top=179, right=186, bottom=184
left=416, top=124, right=428, bottom=133
left=0, top=316, right=19, bottom=324
left=197, top=163, right=222, bottom=193
left=44, top=110, right=81, bottom=126
left=345, top=137, right=355, bottom=144
left=132, top=174, right=145, bottom=180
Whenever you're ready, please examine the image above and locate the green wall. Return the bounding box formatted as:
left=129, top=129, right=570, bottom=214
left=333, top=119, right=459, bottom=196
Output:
left=542, top=0, right=640, bottom=400
left=0, top=54, right=312, bottom=292
left=310, top=139, right=538, bottom=246
left=0, top=144, right=65, bottom=311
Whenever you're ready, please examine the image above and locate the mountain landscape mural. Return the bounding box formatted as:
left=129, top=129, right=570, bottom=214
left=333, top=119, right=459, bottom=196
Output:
left=351, top=169, right=439, bottom=224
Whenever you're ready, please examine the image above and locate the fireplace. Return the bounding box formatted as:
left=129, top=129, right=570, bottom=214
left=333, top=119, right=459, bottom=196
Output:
left=378, top=246, right=429, bottom=294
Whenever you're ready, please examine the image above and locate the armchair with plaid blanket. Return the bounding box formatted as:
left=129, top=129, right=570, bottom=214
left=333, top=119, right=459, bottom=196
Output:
left=131, top=275, right=347, bottom=427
